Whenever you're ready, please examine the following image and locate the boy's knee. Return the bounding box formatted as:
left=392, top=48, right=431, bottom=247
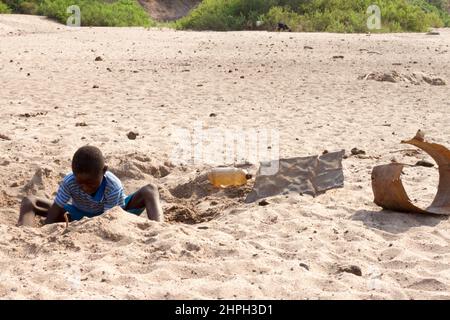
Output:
left=142, top=183, right=159, bottom=197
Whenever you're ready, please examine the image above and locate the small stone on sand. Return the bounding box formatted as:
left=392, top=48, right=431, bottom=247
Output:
left=127, top=131, right=139, bottom=140
left=351, top=148, right=366, bottom=156
left=338, top=265, right=362, bottom=276
left=0, top=134, right=11, bottom=140
left=299, top=263, right=310, bottom=271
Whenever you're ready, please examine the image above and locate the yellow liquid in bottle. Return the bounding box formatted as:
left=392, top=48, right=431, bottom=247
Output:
left=207, top=168, right=250, bottom=188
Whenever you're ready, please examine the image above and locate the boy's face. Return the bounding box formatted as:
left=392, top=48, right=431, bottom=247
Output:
left=74, top=169, right=105, bottom=195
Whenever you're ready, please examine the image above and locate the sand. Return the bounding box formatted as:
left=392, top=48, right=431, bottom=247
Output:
left=0, top=14, right=449, bottom=299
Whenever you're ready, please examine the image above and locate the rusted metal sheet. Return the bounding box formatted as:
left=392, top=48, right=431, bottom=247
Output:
left=372, top=132, right=450, bottom=215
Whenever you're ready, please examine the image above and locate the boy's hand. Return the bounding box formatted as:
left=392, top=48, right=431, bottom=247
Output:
left=45, top=203, right=67, bottom=224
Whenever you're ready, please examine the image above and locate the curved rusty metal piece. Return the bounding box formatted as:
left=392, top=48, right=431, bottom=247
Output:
left=372, top=132, right=450, bottom=215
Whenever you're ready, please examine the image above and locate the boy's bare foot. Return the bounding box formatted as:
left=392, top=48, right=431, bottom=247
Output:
left=18, top=196, right=52, bottom=227
left=18, top=197, right=37, bottom=227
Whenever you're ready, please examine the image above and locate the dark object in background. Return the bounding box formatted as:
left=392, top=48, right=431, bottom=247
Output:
left=277, top=22, right=292, bottom=32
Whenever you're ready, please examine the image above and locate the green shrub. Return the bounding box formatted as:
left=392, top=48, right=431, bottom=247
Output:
left=425, top=0, right=448, bottom=11
left=0, top=1, right=12, bottom=13
left=261, top=6, right=308, bottom=31
left=411, top=0, right=450, bottom=25
left=2, top=0, right=20, bottom=12
left=176, top=0, right=280, bottom=30
left=176, top=0, right=449, bottom=32
left=299, top=0, right=443, bottom=32
left=1, top=0, right=154, bottom=27
left=38, top=0, right=153, bottom=27
left=2, top=0, right=39, bottom=13
left=20, top=1, right=39, bottom=14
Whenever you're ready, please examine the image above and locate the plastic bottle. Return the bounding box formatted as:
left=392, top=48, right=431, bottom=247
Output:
left=207, top=167, right=252, bottom=188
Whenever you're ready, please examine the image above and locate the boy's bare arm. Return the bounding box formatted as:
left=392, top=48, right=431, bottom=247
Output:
left=45, top=203, right=66, bottom=224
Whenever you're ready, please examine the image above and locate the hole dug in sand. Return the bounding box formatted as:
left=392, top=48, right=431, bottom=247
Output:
left=107, top=153, right=253, bottom=224
left=163, top=172, right=254, bottom=224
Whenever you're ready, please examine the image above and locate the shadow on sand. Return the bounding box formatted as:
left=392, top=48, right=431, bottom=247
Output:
left=351, top=209, right=447, bottom=234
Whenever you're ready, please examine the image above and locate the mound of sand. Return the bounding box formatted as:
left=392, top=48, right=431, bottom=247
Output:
left=0, top=15, right=63, bottom=37
left=359, top=71, right=446, bottom=86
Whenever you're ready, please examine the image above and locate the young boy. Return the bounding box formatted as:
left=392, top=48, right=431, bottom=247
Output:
left=18, top=146, right=163, bottom=227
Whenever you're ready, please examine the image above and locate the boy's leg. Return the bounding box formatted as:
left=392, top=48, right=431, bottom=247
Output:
left=18, top=196, right=52, bottom=227
left=125, top=183, right=163, bottom=222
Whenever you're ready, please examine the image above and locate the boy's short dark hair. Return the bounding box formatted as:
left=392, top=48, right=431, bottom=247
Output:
left=72, top=146, right=105, bottom=176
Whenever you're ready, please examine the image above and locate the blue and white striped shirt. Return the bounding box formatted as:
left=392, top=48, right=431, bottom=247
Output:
left=55, top=171, right=126, bottom=214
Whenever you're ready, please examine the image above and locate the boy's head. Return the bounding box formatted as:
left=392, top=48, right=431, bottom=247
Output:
left=72, top=146, right=107, bottom=194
